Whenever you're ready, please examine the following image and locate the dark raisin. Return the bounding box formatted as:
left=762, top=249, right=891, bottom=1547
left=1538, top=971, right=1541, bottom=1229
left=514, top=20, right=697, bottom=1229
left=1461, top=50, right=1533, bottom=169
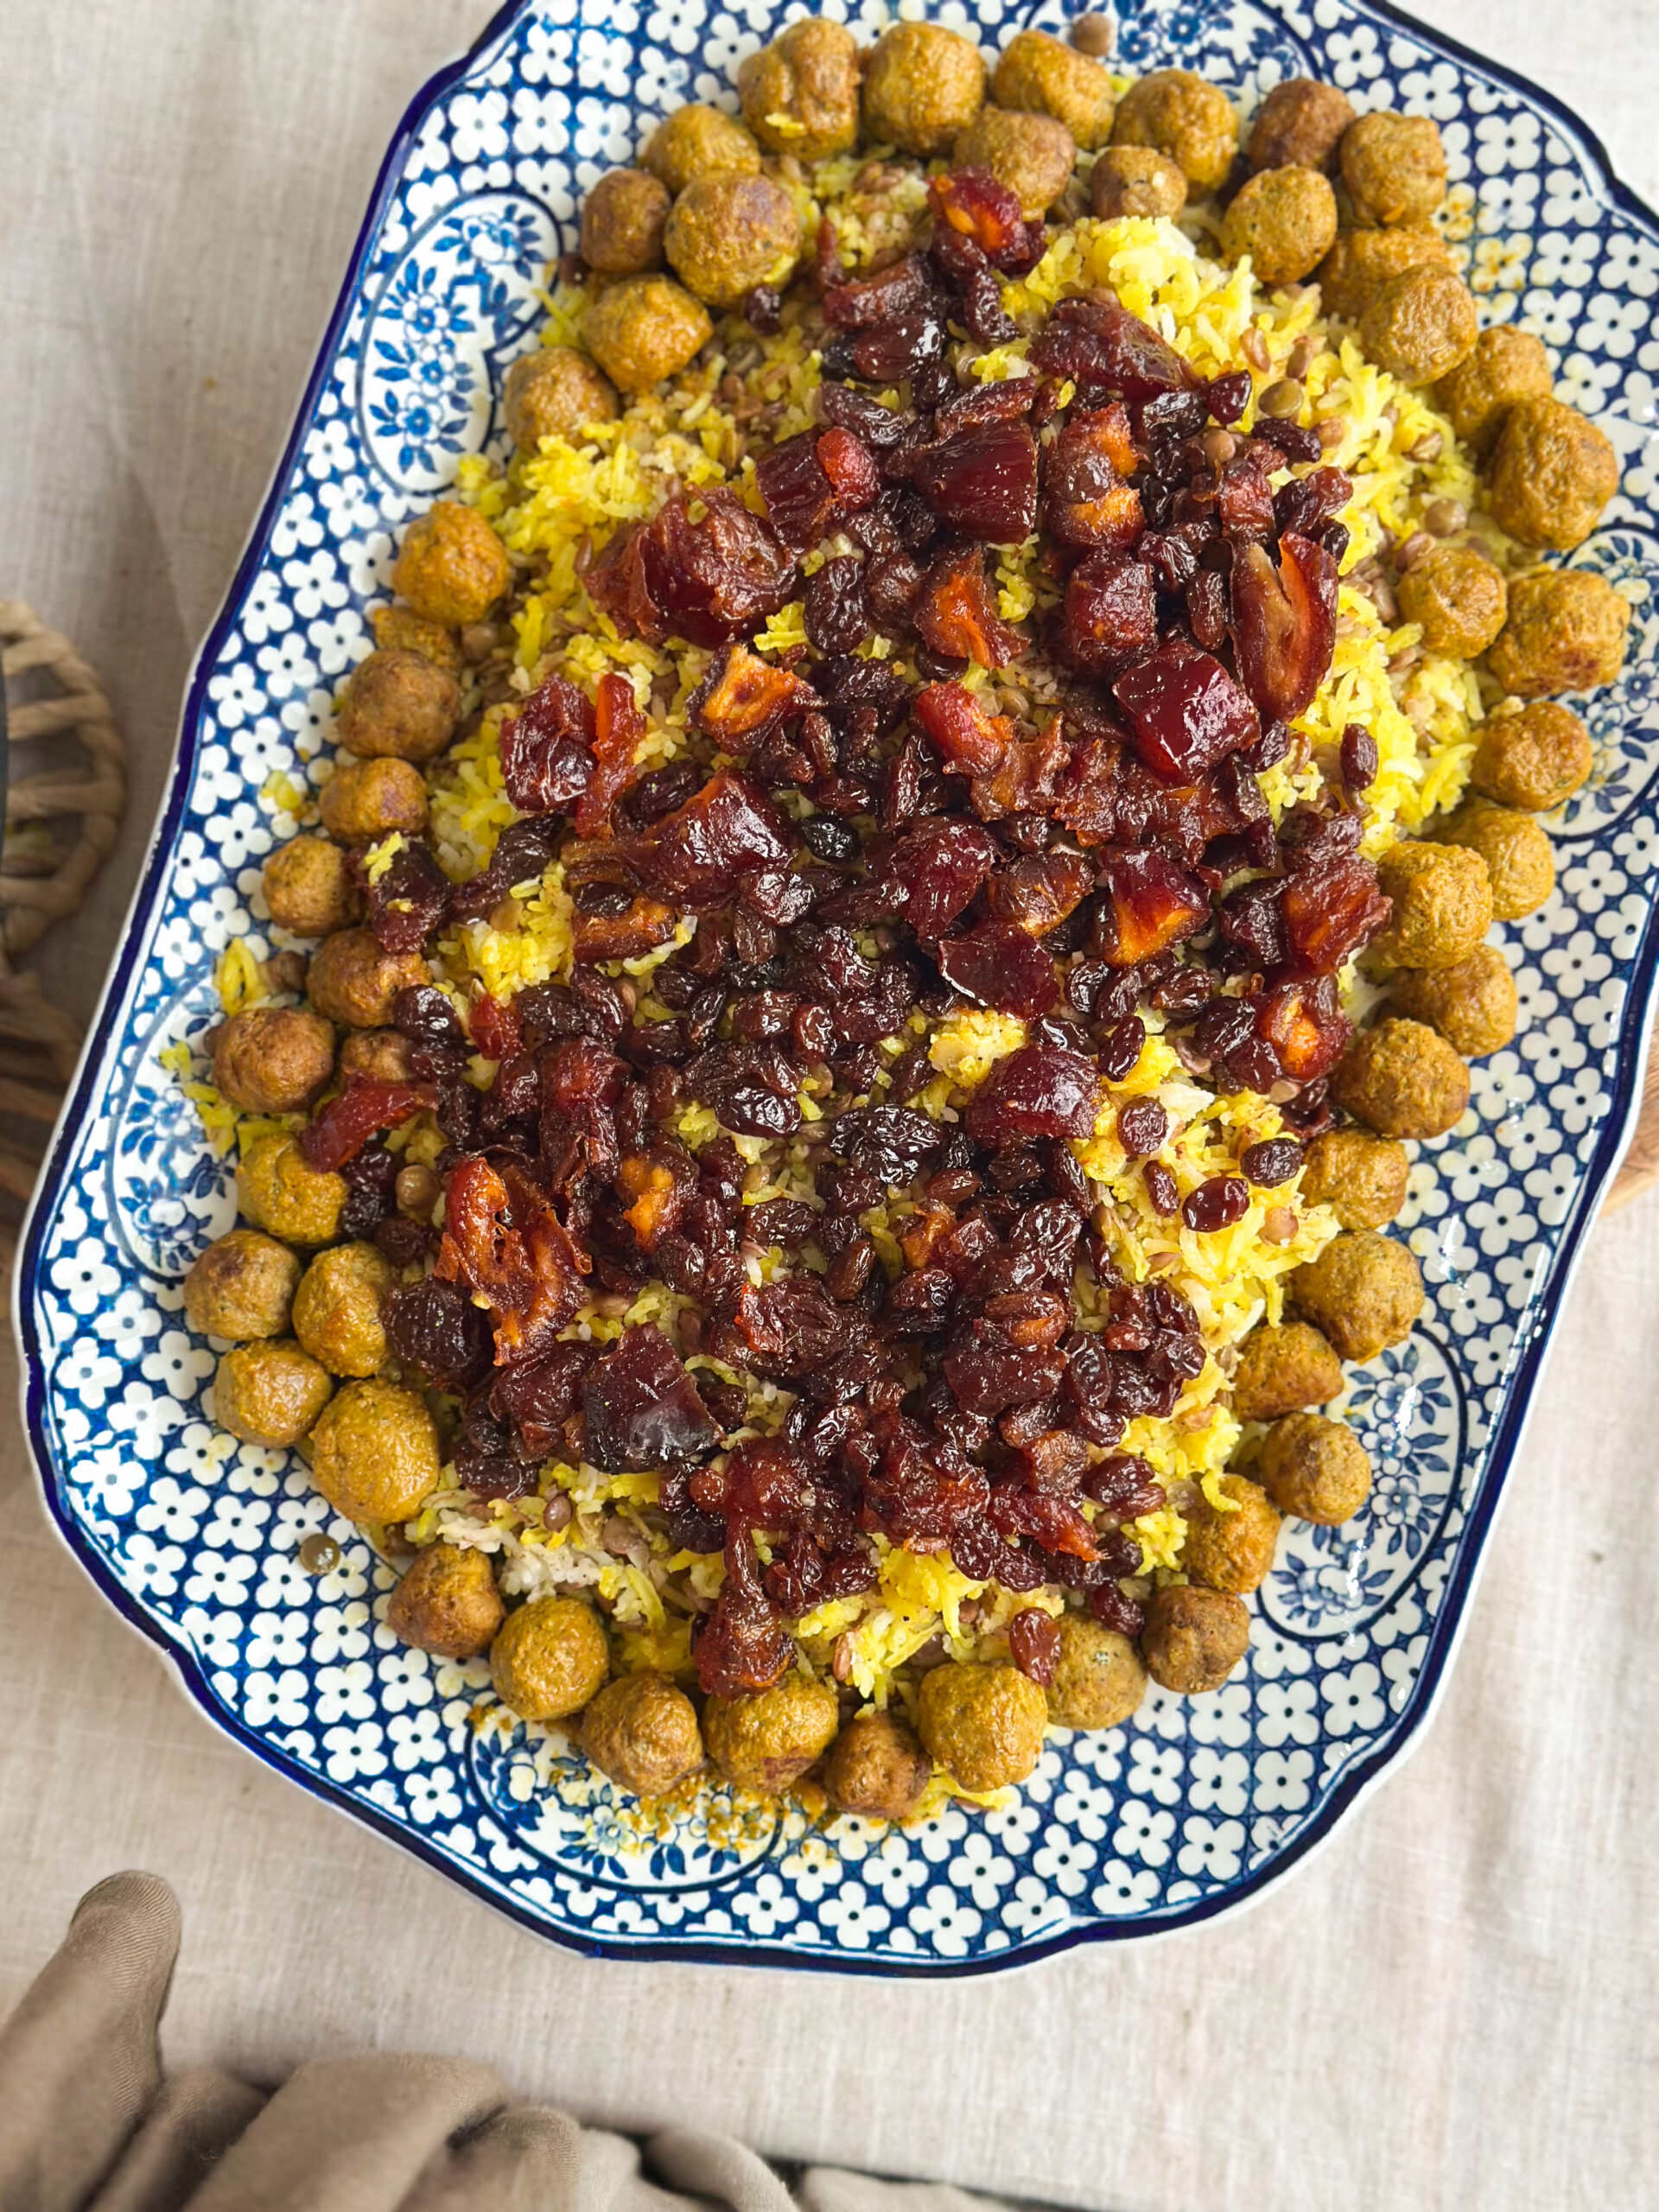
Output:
left=1143, top=1160, right=1179, bottom=1217
left=1181, top=1174, right=1250, bottom=1233
left=1340, top=721, right=1379, bottom=795
left=385, top=1277, right=492, bottom=1394
left=804, top=555, right=872, bottom=655
left=745, top=284, right=782, bottom=334
left=1088, top=1584, right=1147, bottom=1637
left=1116, top=1097, right=1168, bottom=1158
left=1007, top=1607, right=1062, bottom=1686
left=1095, top=1014, right=1146, bottom=1082
left=393, top=985, right=465, bottom=1047
left=801, top=812, right=857, bottom=863
left=1240, top=1136, right=1304, bottom=1187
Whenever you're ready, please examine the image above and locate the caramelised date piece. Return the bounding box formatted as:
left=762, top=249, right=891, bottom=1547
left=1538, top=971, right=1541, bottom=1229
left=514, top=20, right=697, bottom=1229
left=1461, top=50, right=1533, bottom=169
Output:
left=965, top=1043, right=1099, bottom=1141
left=1060, top=550, right=1158, bottom=673
left=571, top=893, right=677, bottom=966
left=884, top=817, right=1000, bottom=938
left=582, top=1325, right=719, bottom=1471
left=927, top=170, right=1045, bottom=273
left=607, top=771, right=793, bottom=908
left=499, top=673, right=595, bottom=816
left=912, top=421, right=1039, bottom=544
left=689, top=640, right=820, bottom=745
left=1216, top=452, right=1275, bottom=542
left=1043, top=404, right=1144, bottom=551
left=300, top=1078, right=435, bottom=1170
left=823, top=251, right=936, bottom=330
left=588, top=489, right=798, bottom=648
left=434, top=1155, right=589, bottom=1360
left=912, top=681, right=1014, bottom=777
left=575, top=671, right=646, bottom=839
left=1094, top=849, right=1209, bottom=967
left=938, top=921, right=1058, bottom=1016
left=1112, top=638, right=1261, bottom=783
left=1255, top=975, right=1352, bottom=1080
left=985, top=848, right=1096, bottom=935
left=1282, top=849, right=1391, bottom=973
left=1029, top=289, right=1197, bottom=402
left=734, top=1274, right=870, bottom=1379
left=1230, top=532, right=1339, bottom=723
left=912, top=546, right=1027, bottom=670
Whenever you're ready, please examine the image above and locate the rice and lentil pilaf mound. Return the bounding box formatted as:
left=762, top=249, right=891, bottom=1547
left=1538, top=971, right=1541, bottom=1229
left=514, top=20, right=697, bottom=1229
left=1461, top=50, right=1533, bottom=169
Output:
left=178, top=16, right=1627, bottom=1822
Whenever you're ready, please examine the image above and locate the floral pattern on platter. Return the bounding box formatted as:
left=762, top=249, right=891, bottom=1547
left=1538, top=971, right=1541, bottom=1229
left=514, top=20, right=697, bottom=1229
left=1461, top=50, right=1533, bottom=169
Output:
left=18, top=0, right=1659, bottom=1974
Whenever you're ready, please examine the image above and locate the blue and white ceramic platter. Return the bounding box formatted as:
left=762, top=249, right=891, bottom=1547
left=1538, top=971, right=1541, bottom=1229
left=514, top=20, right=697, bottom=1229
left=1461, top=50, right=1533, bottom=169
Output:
left=18, top=0, right=1659, bottom=1974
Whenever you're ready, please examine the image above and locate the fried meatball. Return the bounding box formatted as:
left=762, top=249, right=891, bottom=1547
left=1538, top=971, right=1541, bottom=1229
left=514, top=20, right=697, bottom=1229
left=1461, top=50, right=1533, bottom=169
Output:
left=1340, top=111, right=1446, bottom=226
left=1257, top=1412, right=1373, bottom=1524
left=1370, top=840, right=1494, bottom=970
left=663, top=173, right=801, bottom=312
left=1487, top=397, right=1618, bottom=551
left=211, top=1007, right=335, bottom=1116
left=581, top=1672, right=704, bottom=1796
left=1090, top=144, right=1188, bottom=219
left=992, top=29, right=1116, bottom=150
left=1181, top=1475, right=1281, bottom=1596
left=320, top=757, right=429, bottom=843
left=1230, top=1320, right=1344, bottom=1422
left=1112, top=68, right=1237, bottom=193
left=1141, top=1586, right=1249, bottom=1694
left=1485, top=568, right=1631, bottom=697
left=387, top=1542, right=505, bottom=1661
left=1315, top=223, right=1452, bottom=321
left=338, top=1027, right=415, bottom=1084
left=1291, top=1229, right=1426, bottom=1361
left=739, top=18, right=861, bottom=162
left=337, top=649, right=461, bottom=766
left=1393, top=943, right=1519, bottom=1057
left=703, top=1674, right=840, bottom=1793
left=1471, top=701, right=1594, bottom=811
left=184, top=1229, right=302, bottom=1342
left=215, top=1340, right=333, bottom=1448
left=502, top=346, right=620, bottom=452
left=581, top=168, right=671, bottom=276
left=1396, top=543, right=1508, bottom=658
left=263, top=836, right=359, bottom=938
left=308, top=927, right=428, bottom=1030
left=291, top=1241, right=394, bottom=1378
left=861, top=22, right=987, bottom=158
left=639, top=105, right=760, bottom=196
left=1441, top=802, right=1555, bottom=920
left=238, top=1132, right=346, bottom=1247
left=1330, top=1018, right=1470, bottom=1141
left=1433, top=325, right=1553, bottom=457
left=308, top=1376, right=442, bottom=1523
left=1247, top=77, right=1354, bottom=175
left=917, top=1661, right=1047, bottom=1793
left=1045, top=1615, right=1148, bottom=1730
left=1300, top=1128, right=1411, bottom=1230
left=1220, top=164, right=1338, bottom=284
left=952, top=106, right=1077, bottom=217
left=583, top=276, right=714, bottom=396
left=1358, top=267, right=1478, bottom=385
left=371, top=603, right=463, bottom=675
left=823, top=1709, right=933, bottom=1821
left=391, top=501, right=510, bottom=628
left=490, top=1596, right=610, bottom=1722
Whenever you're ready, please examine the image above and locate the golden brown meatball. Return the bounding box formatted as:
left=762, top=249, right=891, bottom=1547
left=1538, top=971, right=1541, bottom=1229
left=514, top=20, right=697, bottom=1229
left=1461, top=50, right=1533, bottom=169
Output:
left=1487, top=397, right=1618, bottom=551
left=1300, top=1128, right=1411, bottom=1230
left=1433, top=325, right=1553, bottom=457
left=1358, top=267, right=1478, bottom=385
left=1045, top=1615, right=1148, bottom=1730
left=1247, top=77, right=1355, bottom=175
left=238, top=1131, right=346, bottom=1247
left=319, top=758, right=428, bottom=845
left=387, top=1542, right=505, bottom=1660
left=308, top=1376, right=442, bottom=1523
left=1396, top=543, right=1508, bottom=658
left=1393, top=943, right=1518, bottom=1057
left=1141, top=1586, right=1249, bottom=1694
left=1112, top=68, right=1236, bottom=192
left=1292, top=1229, right=1426, bottom=1361
left=391, top=502, right=510, bottom=628
left=1230, top=1320, right=1344, bottom=1422
left=1471, top=701, right=1594, bottom=811
left=738, top=18, right=861, bottom=162
left=581, top=169, right=671, bottom=276
left=292, top=1241, right=394, bottom=1378
left=917, top=1660, right=1047, bottom=1792
left=861, top=22, right=987, bottom=158
left=1180, top=1475, right=1281, bottom=1595
left=1485, top=568, right=1631, bottom=698
left=210, top=1007, right=335, bottom=1116
left=663, top=173, right=801, bottom=311
left=583, top=276, right=714, bottom=396
left=337, top=649, right=461, bottom=766
left=490, top=1596, right=610, bottom=1722
left=823, top=1709, right=933, bottom=1821
left=580, top=1672, right=704, bottom=1796
left=1340, top=110, right=1446, bottom=226
left=371, top=603, right=463, bottom=674
left=1220, top=164, right=1338, bottom=284
left=1330, top=1018, right=1470, bottom=1141
left=503, top=346, right=619, bottom=454
left=639, top=105, right=760, bottom=195
left=1370, top=840, right=1494, bottom=970
left=307, top=927, right=428, bottom=1030
left=1440, top=802, right=1555, bottom=920
left=1315, top=224, right=1452, bottom=321
left=1257, top=1412, right=1373, bottom=1523
left=338, top=1027, right=415, bottom=1084
left=703, top=1674, right=840, bottom=1792
left=1090, top=144, right=1188, bottom=219
left=184, top=1229, right=302, bottom=1341
left=264, top=836, right=360, bottom=938
left=214, top=1340, right=333, bottom=1448
left=952, top=106, right=1077, bottom=216
left=993, top=29, right=1116, bottom=150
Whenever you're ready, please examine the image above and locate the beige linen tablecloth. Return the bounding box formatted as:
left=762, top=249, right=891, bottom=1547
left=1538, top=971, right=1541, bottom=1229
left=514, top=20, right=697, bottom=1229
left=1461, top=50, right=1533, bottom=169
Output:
left=3, top=5, right=1656, bottom=2208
